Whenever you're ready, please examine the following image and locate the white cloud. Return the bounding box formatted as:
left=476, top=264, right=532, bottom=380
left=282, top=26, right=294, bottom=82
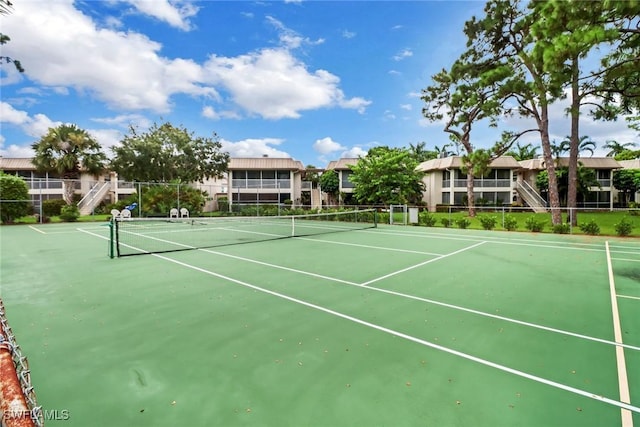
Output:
left=400, top=104, right=412, bottom=111
left=201, top=106, right=240, bottom=120
left=125, top=0, right=199, bottom=31
left=266, top=15, right=324, bottom=49
left=91, top=114, right=151, bottom=129
left=221, top=138, right=291, bottom=158
left=342, top=30, right=356, bottom=39
left=313, top=137, right=345, bottom=154
left=393, top=48, right=413, bottom=61
left=205, top=48, right=369, bottom=119
left=341, top=146, right=367, bottom=158
left=2, top=1, right=213, bottom=112
left=1, top=1, right=370, bottom=128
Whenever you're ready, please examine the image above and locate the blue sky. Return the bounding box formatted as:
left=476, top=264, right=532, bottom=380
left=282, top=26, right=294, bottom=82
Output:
left=0, top=0, right=636, bottom=167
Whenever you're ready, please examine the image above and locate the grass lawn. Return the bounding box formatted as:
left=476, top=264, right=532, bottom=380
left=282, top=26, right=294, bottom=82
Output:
left=8, top=208, right=640, bottom=238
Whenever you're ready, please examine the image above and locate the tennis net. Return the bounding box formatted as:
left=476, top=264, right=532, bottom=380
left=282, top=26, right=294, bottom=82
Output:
left=111, top=209, right=377, bottom=257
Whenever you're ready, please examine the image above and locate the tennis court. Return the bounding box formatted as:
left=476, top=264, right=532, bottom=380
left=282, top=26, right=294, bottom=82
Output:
left=0, top=213, right=639, bottom=426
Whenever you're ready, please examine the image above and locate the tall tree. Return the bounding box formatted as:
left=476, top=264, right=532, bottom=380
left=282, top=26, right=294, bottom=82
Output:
left=463, top=0, right=564, bottom=224
left=422, top=54, right=523, bottom=217
left=319, top=170, right=339, bottom=206
left=0, top=0, right=24, bottom=72
left=603, top=140, right=637, bottom=157
left=110, top=121, right=229, bottom=183
left=613, top=169, right=640, bottom=206
left=506, top=142, right=539, bottom=161
left=32, top=124, right=107, bottom=205
left=408, top=141, right=438, bottom=162
left=531, top=0, right=640, bottom=225
left=349, top=147, right=425, bottom=206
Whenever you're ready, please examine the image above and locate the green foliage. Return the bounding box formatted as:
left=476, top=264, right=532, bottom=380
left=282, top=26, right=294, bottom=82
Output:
left=478, top=215, right=497, bottom=230
left=455, top=217, right=471, bottom=229
left=319, top=170, right=339, bottom=196
left=613, top=169, right=640, bottom=206
left=524, top=216, right=545, bottom=232
left=0, top=173, right=30, bottom=223
left=503, top=215, right=518, bottom=231
left=614, top=216, right=634, bottom=237
left=117, top=184, right=206, bottom=217
left=349, top=147, right=425, bottom=206
left=110, top=121, right=229, bottom=183
left=506, top=142, right=539, bottom=161
left=579, top=219, right=600, bottom=235
left=32, top=124, right=107, bottom=204
left=419, top=211, right=437, bottom=227
left=59, top=204, right=80, bottom=222
left=42, top=199, right=67, bottom=217
left=217, top=197, right=229, bottom=212
left=552, top=223, right=570, bottom=234
left=440, top=217, right=452, bottom=228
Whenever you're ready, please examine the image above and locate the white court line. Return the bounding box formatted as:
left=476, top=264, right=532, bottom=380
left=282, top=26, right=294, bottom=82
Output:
left=201, top=248, right=359, bottom=286
left=87, top=227, right=640, bottom=352
left=618, top=295, right=640, bottom=301
left=606, top=241, right=634, bottom=427
left=297, top=236, right=444, bottom=256
left=77, top=227, right=640, bottom=415
left=28, top=225, right=46, bottom=234
left=360, top=241, right=486, bottom=287
left=612, top=257, right=640, bottom=263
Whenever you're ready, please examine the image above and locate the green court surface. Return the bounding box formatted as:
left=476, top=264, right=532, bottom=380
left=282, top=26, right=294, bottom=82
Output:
left=0, top=219, right=639, bottom=426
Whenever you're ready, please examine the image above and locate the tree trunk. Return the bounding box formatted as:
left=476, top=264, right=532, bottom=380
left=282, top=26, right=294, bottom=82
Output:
left=466, top=170, right=476, bottom=218
left=62, top=179, right=75, bottom=205
left=539, top=106, right=562, bottom=225
left=567, top=56, right=580, bottom=226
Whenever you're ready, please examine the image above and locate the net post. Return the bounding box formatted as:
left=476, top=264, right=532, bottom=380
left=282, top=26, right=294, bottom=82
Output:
left=291, top=216, right=295, bottom=236
left=108, top=218, right=115, bottom=259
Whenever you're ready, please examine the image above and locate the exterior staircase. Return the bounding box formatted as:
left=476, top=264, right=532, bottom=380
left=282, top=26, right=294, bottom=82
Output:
left=77, top=182, right=110, bottom=215
left=515, top=181, right=547, bottom=213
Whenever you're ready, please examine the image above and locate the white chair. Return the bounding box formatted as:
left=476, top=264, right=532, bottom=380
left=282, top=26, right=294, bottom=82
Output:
left=169, top=208, right=179, bottom=218
left=120, top=209, right=131, bottom=220
left=180, top=208, right=189, bottom=218
left=111, top=209, right=121, bottom=219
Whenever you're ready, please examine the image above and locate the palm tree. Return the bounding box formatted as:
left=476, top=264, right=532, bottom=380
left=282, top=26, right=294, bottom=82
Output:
left=603, top=140, right=637, bottom=157
left=32, top=124, right=107, bottom=205
left=560, top=135, right=597, bottom=157
left=506, top=142, right=539, bottom=161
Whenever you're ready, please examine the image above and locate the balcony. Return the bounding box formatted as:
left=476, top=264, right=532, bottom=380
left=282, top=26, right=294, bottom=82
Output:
left=231, top=179, right=291, bottom=189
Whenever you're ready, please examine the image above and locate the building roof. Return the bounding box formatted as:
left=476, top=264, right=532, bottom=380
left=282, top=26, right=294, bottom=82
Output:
left=417, top=155, right=521, bottom=172
left=0, top=157, right=36, bottom=170
left=519, top=157, right=622, bottom=170
left=227, top=157, right=304, bottom=170
left=617, top=159, right=640, bottom=169
left=325, top=158, right=359, bottom=170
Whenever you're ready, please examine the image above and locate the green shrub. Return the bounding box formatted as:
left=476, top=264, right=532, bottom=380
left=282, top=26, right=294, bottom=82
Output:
left=455, top=217, right=471, bottom=229
left=629, top=202, right=639, bottom=216
left=478, top=215, right=497, bottom=230
left=579, top=219, right=600, bottom=235
left=0, top=173, right=30, bottom=223
left=440, top=217, right=452, bottom=228
left=614, top=217, right=634, bottom=237
left=59, top=204, right=80, bottom=222
left=42, top=199, right=67, bottom=217
left=419, top=211, right=437, bottom=227
left=217, top=197, right=229, bottom=212
left=552, top=223, right=570, bottom=234
left=524, top=216, right=545, bottom=232
left=503, top=215, right=518, bottom=231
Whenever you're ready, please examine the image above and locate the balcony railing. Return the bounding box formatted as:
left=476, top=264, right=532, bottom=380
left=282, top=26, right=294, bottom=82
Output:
left=447, top=179, right=511, bottom=188
left=231, top=179, right=291, bottom=189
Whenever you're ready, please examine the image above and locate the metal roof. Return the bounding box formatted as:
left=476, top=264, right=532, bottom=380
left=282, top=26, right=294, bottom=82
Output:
left=0, top=157, right=36, bottom=170
left=325, top=158, right=359, bottom=170
left=227, top=157, right=304, bottom=170
left=617, top=159, right=640, bottom=169
left=519, top=157, right=622, bottom=170
left=417, top=156, right=521, bottom=171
